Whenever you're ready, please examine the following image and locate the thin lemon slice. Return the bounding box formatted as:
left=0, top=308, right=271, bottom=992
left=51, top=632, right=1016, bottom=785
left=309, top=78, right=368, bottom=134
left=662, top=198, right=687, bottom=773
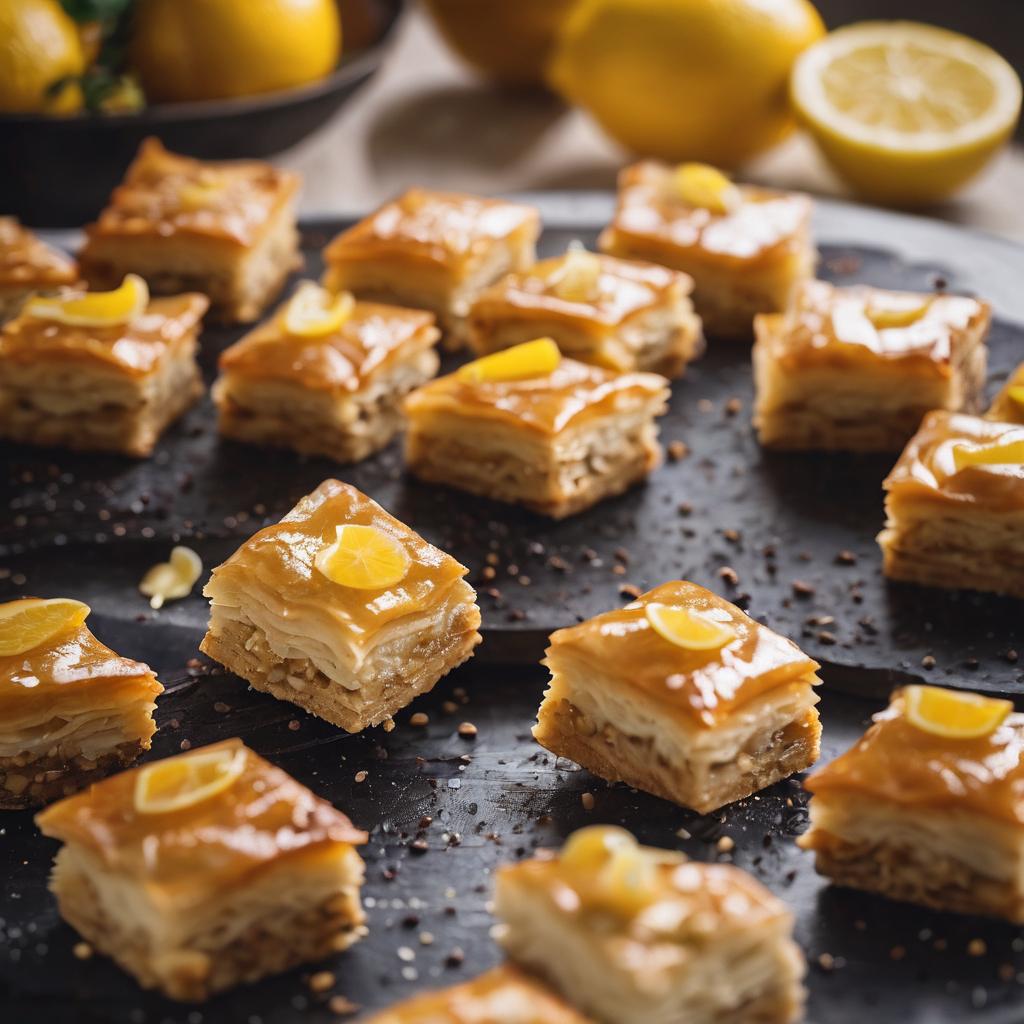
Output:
left=24, top=274, right=149, bottom=328
left=792, top=22, right=1022, bottom=205
left=952, top=439, right=1024, bottom=473
left=550, top=243, right=603, bottom=303
left=596, top=844, right=660, bottom=915
left=139, top=546, right=203, bottom=610
left=562, top=825, right=637, bottom=873
left=1006, top=386, right=1024, bottom=412
left=670, top=163, right=741, bottom=215
left=134, top=745, right=246, bottom=815
left=866, top=296, right=931, bottom=329
left=315, top=524, right=411, bottom=590
left=645, top=603, right=737, bottom=651
left=0, top=598, right=91, bottom=657
left=457, top=338, right=561, bottom=384
left=178, top=175, right=228, bottom=211
left=281, top=282, right=355, bottom=338
left=904, top=684, right=1012, bottom=740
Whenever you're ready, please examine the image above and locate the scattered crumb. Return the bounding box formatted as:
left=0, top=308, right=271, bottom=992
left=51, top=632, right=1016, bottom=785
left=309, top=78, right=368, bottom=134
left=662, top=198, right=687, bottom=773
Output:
left=458, top=722, right=478, bottom=739
left=309, top=970, right=335, bottom=993
left=354, top=770, right=368, bottom=783
left=410, top=712, right=429, bottom=727
left=581, top=792, right=595, bottom=811
left=968, top=939, right=987, bottom=957
left=72, top=942, right=93, bottom=960
left=716, top=836, right=735, bottom=853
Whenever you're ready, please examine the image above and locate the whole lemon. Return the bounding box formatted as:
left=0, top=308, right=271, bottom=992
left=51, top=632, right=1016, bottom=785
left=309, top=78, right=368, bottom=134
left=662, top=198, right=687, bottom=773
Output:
left=0, top=0, right=85, bottom=114
left=131, top=0, right=342, bottom=103
left=550, top=0, right=825, bottom=167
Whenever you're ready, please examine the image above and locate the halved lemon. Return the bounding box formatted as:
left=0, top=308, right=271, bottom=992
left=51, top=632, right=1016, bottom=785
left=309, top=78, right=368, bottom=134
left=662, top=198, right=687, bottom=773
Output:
left=1006, top=386, right=1024, bottom=412
left=670, top=163, right=740, bottom=215
left=139, top=546, right=203, bottom=610
left=0, top=597, right=90, bottom=656
left=550, top=244, right=603, bottom=303
left=134, top=744, right=246, bottom=815
left=866, top=296, right=931, bottom=329
left=281, top=282, right=355, bottom=338
left=24, top=274, right=149, bottom=328
left=457, top=338, right=561, bottom=384
left=792, top=22, right=1022, bottom=205
left=904, top=684, right=1012, bottom=740
left=315, top=524, right=411, bottom=590
left=562, top=825, right=636, bottom=873
left=952, top=439, right=1024, bottom=472
left=645, top=603, right=737, bottom=651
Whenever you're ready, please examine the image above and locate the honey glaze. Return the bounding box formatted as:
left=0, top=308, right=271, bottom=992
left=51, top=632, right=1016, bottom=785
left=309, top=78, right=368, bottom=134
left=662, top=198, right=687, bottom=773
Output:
left=0, top=218, right=78, bottom=287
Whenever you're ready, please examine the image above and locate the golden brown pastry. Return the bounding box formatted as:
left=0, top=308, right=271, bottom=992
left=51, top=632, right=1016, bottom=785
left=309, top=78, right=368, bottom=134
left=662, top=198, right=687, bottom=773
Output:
left=987, top=360, right=1024, bottom=424
left=0, top=217, right=79, bottom=321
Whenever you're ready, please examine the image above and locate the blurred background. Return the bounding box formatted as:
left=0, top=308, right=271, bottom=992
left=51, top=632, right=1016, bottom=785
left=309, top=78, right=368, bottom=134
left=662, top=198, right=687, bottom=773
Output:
left=1, top=0, right=1022, bottom=235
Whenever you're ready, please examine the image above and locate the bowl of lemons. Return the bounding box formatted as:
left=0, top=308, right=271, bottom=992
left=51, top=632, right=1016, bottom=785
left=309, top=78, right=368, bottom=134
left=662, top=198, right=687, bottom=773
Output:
left=0, top=0, right=403, bottom=225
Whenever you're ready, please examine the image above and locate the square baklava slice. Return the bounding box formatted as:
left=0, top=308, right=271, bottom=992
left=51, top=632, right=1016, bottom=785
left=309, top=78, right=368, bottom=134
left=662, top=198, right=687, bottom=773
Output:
left=0, top=597, right=161, bottom=810
left=467, top=246, right=703, bottom=378
left=800, top=684, right=1024, bottom=922
left=200, top=479, right=481, bottom=731
left=599, top=161, right=814, bottom=339
left=494, top=826, right=806, bottom=1024
left=987, top=360, right=1024, bottom=424
left=534, top=580, right=821, bottom=812
left=36, top=738, right=367, bottom=1000
left=78, top=137, right=300, bottom=323
left=404, top=339, right=669, bottom=518
left=213, top=281, right=441, bottom=462
left=322, top=187, right=540, bottom=348
left=0, top=276, right=207, bottom=456
left=878, top=411, right=1024, bottom=598
left=753, top=280, right=990, bottom=452
left=0, top=217, right=79, bottom=321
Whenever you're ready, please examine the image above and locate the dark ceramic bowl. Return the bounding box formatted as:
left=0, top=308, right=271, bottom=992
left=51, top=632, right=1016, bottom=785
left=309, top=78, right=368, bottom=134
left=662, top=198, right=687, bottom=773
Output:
left=0, top=0, right=403, bottom=227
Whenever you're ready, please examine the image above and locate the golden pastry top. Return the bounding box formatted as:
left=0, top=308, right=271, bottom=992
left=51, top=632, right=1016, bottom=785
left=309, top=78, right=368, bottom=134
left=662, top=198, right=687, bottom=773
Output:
left=0, top=292, right=208, bottom=377
left=883, top=411, right=1024, bottom=513
left=84, top=138, right=300, bottom=248
left=404, top=357, right=668, bottom=437
left=36, top=738, right=367, bottom=905
left=322, top=188, right=541, bottom=276
left=219, top=299, right=439, bottom=392
left=600, top=161, right=812, bottom=268
left=987, top=361, right=1024, bottom=425
left=0, top=218, right=79, bottom=290
left=804, top=690, right=1024, bottom=825
left=546, top=581, right=819, bottom=727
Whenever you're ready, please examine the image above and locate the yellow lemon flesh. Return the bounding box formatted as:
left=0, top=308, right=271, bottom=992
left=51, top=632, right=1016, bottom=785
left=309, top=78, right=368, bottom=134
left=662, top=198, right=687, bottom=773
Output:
left=562, top=825, right=637, bottom=873
left=281, top=282, right=355, bottom=338
left=0, top=598, right=90, bottom=657
left=134, top=746, right=247, bottom=815
left=25, top=274, right=149, bottom=328
left=177, top=176, right=229, bottom=212
left=457, top=338, right=561, bottom=384
left=139, top=546, right=203, bottom=610
left=792, top=22, right=1023, bottom=206
left=1006, top=386, right=1024, bottom=413
left=645, top=603, right=737, bottom=651
left=550, top=0, right=825, bottom=168
left=866, top=297, right=931, bottom=329
left=551, top=245, right=603, bottom=303
left=315, top=524, right=411, bottom=590
left=952, top=439, right=1024, bottom=473
left=904, top=684, right=1012, bottom=741
left=672, top=163, right=741, bottom=215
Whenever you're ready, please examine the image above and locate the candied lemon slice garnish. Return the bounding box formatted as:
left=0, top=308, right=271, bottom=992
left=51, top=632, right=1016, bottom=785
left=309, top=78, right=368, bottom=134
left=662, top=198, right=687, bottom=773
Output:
left=952, top=438, right=1024, bottom=472
left=139, top=546, right=203, bottom=610
left=0, top=598, right=90, bottom=657
left=281, top=282, right=355, bottom=338
left=904, top=684, right=1012, bottom=740
left=866, top=296, right=932, bottom=329
left=672, top=163, right=741, bottom=214
left=550, top=243, right=603, bottom=303
left=134, top=745, right=246, bottom=815
left=596, top=844, right=660, bottom=915
left=24, top=274, right=149, bottom=328
left=315, top=524, right=411, bottom=590
left=178, top=174, right=228, bottom=211
left=645, top=603, right=736, bottom=651
left=457, top=338, right=561, bottom=384
left=1006, top=385, right=1024, bottom=411
left=562, top=825, right=637, bottom=873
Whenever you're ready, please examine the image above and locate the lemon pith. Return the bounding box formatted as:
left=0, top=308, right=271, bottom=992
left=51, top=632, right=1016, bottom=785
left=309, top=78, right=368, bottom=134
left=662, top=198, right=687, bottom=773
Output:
left=457, top=338, right=561, bottom=384
left=315, top=524, right=411, bottom=590
left=903, top=685, right=1012, bottom=740
left=645, top=603, right=737, bottom=651
left=0, top=598, right=91, bottom=657
left=24, top=274, right=149, bottom=328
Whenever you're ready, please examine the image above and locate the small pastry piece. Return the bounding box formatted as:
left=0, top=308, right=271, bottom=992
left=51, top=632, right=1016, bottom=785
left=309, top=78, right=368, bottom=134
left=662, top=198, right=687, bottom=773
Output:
left=78, top=137, right=300, bottom=323
left=800, top=684, right=1024, bottom=922
left=0, top=275, right=207, bottom=456
left=200, top=479, right=481, bottom=731
left=404, top=339, right=669, bottom=518
left=213, top=281, right=441, bottom=462
left=0, top=597, right=162, bottom=810
left=36, top=738, right=367, bottom=1000
left=467, top=246, right=703, bottom=378
left=0, top=217, right=79, bottom=321
left=322, top=187, right=540, bottom=348
left=753, top=280, right=990, bottom=451
left=599, top=161, right=814, bottom=338
left=494, top=826, right=806, bottom=1024
left=987, top=361, right=1024, bottom=424
left=534, top=581, right=821, bottom=812
left=878, top=411, right=1024, bottom=598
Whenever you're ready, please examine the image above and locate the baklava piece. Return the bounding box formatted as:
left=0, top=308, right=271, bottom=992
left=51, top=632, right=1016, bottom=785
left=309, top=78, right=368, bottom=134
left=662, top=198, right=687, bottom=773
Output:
left=753, top=280, right=990, bottom=451
left=800, top=684, right=1024, bottom=922
left=322, top=187, right=540, bottom=348
left=200, top=479, right=481, bottom=731
left=878, top=411, right=1024, bottom=598
left=599, top=161, right=814, bottom=339
left=0, top=597, right=161, bottom=810
left=36, top=738, right=367, bottom=1000
left=467, top=246, right=702, bottom=378
left=0, top=217, right=79, bottom=321
left=404, top=339, right=669, bottom=518
left=0, top=274, right=207, bottom=456
left=494, top=826, right=806, bottom=1024
left=987, top=360, right=1024, bottom=424
left=78, top=137, right=300, bottom=323
left=534, top=581, right=821, bottom=812
left=213, top=281, right=441, bottom=462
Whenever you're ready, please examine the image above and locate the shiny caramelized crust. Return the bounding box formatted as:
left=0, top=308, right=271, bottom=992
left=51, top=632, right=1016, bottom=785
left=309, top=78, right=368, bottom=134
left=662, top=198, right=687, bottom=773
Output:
left=753, top=281, right=990, bottom=451
left=0, top=218, right=79, bottom=320
left=987, top=361, right=1024, bottom=424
